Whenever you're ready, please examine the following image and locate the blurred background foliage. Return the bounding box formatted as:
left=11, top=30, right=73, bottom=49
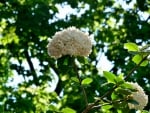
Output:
left=0, top=0, right=149, bottom=112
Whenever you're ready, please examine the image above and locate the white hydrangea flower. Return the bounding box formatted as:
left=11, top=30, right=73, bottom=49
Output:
left=47, top=26, right=92, bottom=59
left=127, top=82, right=148, bottom=110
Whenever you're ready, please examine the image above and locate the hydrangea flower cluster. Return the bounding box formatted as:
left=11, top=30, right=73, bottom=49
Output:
left=127, top=82, right=148, bottom=110
left=47, top=27, right=92, bottom=59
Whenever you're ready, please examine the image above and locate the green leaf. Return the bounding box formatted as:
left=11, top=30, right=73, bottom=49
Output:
left=71, top=77, right=79, bottom=83
left=118, top=73, right=124, bottom=79
left=124, top=43, right=139, bottom=52
left=81, top=77, right=93, bottom=85
left=115, top=77, right=124, bottom=85
left=120, top=82, right=133, bottom=89
left=117, top=109, right=123, bottom=113
left=115, top=73, right=125, bottom=84
left=61, top=107, right=76, bottom=113
left=132, top=54, right=141, bottom=64
left=113, top=100, right=127, bottom=109
left=141, top=110, right=150, bottom=113
left=77, top=56, right=88, bottom=64
left=103, top=71, right=116, bottom=84
left=101, top=104, right=113, bottom=110
left=127, top=99, right=139, bottom=105
left=111, top=92, right=118, bottom=100
left=49, top=105, right=58, bottom=111
left=116, top=88, right=132, bottom=95
left=117, top=109, right=131, bottom=113
left=132, top=54, right=148, bottom=66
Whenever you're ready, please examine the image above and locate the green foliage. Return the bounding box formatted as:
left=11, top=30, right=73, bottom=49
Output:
left=0, top=0, right=150, bottom=113
left=127, top=99, right=139, bottom=106
left=141, top=110, right=150, bottom=113
left=132, top=54, right=148, bottom=66
left=101, top=105, right=113, bottom=111
left=124, top=43, right=139, bottom=52
left=81, top=77, right=93, bottom=85
left=61, top=107, right=76, bottom=113
left=103, top=71, right=117, bottom=84
left=124, top=42, right=149, bottom=66
left=71, top=77, right=79, bottom=83
left=103, top=71, right=124, bottom=85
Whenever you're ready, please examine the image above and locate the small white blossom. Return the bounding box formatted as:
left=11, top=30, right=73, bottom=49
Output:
left=47, top=26, right=92, bottom=58
left=127, top=82, right=148, bottom=110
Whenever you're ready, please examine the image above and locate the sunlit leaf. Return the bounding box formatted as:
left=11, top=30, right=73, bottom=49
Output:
left=61, top=107, right=76, bottom=113
left=141, top=110, right=150, bottom=113
left=81, top=77, right=93, bottom=85
left=120, top=82, right=133, bottom=89
left=49, top=105, right=58, bottom=111
left=115, top=73, right=124, bottom=85
left=102, top=104, right=113, bottom=110
left=115, top=77, right=124, bottom=85
left=117, top=109, right=131, bottom=113
left=124, top=43, right=139, bottom=52
left=132, top=54, right=148, bottom=66
left=103, top=71, right=116, bottom=84
left=117, top=109, right=123, bottom=113
left=111, top=92, right=118, bottom=100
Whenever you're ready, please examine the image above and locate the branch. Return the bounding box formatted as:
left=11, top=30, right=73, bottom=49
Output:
left=82, top=86, right=117, bottom=113
left=124, top=55, right=148, bottom=80
left=24, top=50, right=39, bottom=85
left=82, top=55, right=149, bottom=113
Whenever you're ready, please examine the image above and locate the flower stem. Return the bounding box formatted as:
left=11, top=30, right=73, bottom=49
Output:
left=73, top=58, right=88, bottom=106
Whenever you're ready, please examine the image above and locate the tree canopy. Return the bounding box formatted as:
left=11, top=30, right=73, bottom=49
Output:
left=0, top=0, right=150, bottom=113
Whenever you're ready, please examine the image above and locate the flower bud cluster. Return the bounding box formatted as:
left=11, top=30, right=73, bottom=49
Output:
left=127, top=82, right=148, bottom=110
left=47, top=27, right=92, bottom=59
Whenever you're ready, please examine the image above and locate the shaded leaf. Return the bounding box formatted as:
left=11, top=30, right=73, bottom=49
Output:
left=77, top=56, right=88, bottom=64
left=116, top=88, right=132, bottom=95
left=71, top=77, right=79, bottom=83
left=127, top=99, right=139, bottom=105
